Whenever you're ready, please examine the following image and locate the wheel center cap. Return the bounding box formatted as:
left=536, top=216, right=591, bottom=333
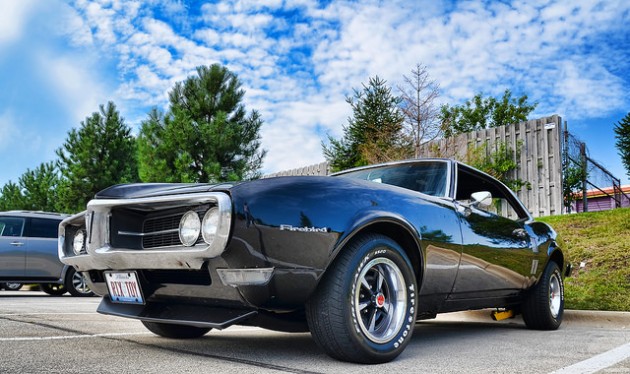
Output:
left=375, top=293, right=386, bottom=308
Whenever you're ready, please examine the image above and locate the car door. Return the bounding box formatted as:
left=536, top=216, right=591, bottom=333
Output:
left=24, top=218, right=64, bottom=278
left=449, top=164, right=537, bottom=299
left=0, top=216, right=27, bottom=277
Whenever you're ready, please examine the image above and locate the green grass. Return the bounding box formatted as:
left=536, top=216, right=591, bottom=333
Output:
left=538, top=207, right=630, bottom=311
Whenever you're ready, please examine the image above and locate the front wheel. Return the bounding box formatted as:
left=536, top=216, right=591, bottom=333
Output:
left=522, top=261, right=564, bottom=330
left=142, top=321, right=211, bottom=339
left=306, top=234, right=418, bottom=364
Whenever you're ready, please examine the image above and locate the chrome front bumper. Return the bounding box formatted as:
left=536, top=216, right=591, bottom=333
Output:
left=58, top=192, right=232, bottom=272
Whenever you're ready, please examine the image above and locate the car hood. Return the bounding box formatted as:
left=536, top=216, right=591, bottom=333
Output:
left=94, top=182, right=240, bottom=199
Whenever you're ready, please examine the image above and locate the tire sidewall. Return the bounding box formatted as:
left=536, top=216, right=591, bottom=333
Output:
left=346, top=237, right=418, bottom=360
left=546, top=264, right=564, bottom=327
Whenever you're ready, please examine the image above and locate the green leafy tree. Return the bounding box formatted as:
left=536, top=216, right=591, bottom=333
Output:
left=0, top=162, right=61, bottom=211
left=563, top=161, right=587, bottom=213
left=440, top=90, right=537, bottom=137
left=614, top=112, right=630, bottom=177
left=323, top=76, right=410, bottom=171
left=137, top=64, right=266, bottom=183
left=56, top=102, right=138, bottom=212
left=466, top=141, right=529, bottom=192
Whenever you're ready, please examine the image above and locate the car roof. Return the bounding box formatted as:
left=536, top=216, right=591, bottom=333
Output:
left=0, top=211, right=69, bottom=220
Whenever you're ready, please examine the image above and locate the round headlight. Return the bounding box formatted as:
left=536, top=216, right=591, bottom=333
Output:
left=73, top=230, right=85, bottom=255
left=179, top=211, right=201, bottom=247
left=202, top=207, right=220, bottom=244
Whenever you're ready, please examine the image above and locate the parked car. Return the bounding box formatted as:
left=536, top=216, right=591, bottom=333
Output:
left=59, top=159, right=568, bottom=363
left=0, top=211, right=93, bottom=296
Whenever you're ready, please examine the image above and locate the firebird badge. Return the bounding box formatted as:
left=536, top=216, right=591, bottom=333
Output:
left=279, top=224, right=329, bottom=233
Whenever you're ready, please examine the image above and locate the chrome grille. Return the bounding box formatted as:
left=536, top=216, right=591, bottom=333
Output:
left=142, top=230, right=181, bottom=249
left=143, top=214, right=181, bottom=234
left=139, top=207, right=208, bottom=249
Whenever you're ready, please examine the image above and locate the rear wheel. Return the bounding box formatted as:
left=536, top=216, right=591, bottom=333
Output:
left=142, top=321, right=211, bottom=339
left=40, top=283, right=66, bottom=296
left=522, top=261, right=564, bottom=330
left=306, top=234, right=418, bottom=364
left=65, top=267, right=94, bottom=297
left=3, top=282, right=22, bottom=291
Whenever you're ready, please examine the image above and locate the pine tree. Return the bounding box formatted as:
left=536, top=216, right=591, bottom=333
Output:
left=137, top=64, right=266, bottom=183
left=614, top=112, right=630, bottom=177
left=0, top=162, right=61, bottom=212
left=56, top=102, right=138, bottom=212
left=323, top=76, right=409, bottom=171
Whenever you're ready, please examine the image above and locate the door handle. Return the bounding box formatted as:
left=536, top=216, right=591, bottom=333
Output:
left=512, top=228, right=528, bottom=239
left=10, top=241, right=25, bottom=247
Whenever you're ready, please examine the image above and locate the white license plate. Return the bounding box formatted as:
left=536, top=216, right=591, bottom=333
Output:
left=105, top=271, right=144, bottom=304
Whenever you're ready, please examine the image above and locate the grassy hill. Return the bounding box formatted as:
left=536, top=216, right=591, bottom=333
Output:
left=538, top=207, right=630, bottom=311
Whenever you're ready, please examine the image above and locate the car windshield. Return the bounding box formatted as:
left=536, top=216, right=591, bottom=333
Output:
left=337, top=161, right=448, bottom=197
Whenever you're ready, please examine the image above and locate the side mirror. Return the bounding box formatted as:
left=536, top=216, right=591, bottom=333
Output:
left=471, top=191, right=492, bottom=208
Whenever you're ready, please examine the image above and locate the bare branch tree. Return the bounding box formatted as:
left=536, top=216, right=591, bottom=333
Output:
left=398, top=63, right=441, bottom=158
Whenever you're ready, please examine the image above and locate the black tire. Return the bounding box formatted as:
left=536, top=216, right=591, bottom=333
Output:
left=3, top=282, right=22, bottom=291
left=142, top=321, right=211, bottom=339
left=522, top=261, right=564, bottom=330
left=65, top=267, right=95, bottom=297
left=306, top=234, right=418, bottom=364
left=40, top=283, right=67, bottom=296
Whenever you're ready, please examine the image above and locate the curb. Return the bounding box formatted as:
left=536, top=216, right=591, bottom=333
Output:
left=433, top=309, right=630, bottom=328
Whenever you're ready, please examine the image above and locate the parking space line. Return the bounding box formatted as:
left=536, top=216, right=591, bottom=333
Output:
left=0, top=313, right=96, bottom=316
left=0, top=332, right=152, bottom=342
left=550, top=342, right=630, bottom=374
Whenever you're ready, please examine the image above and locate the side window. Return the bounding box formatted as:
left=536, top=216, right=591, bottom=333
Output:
left=481, top=195, right=521, bottom=220
left=28, top=218, right=61, bottom=239
left=0, top=217, right=25, bottom=237
left=455, top=165, right=526, bottom=221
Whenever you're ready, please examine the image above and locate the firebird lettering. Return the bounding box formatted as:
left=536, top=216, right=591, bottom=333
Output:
left=279, top=224, right=329, bottom=233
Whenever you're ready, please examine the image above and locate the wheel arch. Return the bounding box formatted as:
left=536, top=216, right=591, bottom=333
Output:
left=546, top=242, right=564, bottom=274
left=332, top=216, right=425, bottom=287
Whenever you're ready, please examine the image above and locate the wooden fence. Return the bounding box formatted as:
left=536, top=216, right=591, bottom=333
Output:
left=266, top=115, right=564, bottom=217
left=418, top=115, right=564, bottom=217
left=264, top=161, right=331, bottom=178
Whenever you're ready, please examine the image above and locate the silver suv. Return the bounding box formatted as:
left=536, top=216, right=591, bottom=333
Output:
left=0, top=211, right=93, bottom=296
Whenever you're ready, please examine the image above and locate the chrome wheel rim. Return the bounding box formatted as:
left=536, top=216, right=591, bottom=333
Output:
left=353, top=257, right=407, bottom=344
left=73, top=272, right=91, bottom=295
left=549, top=272, right=561, bottom=318
left=5, top=282, right=21, bottom=290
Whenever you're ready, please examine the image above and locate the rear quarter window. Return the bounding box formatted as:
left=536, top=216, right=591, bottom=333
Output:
left=28, top=218, right=61, bottom=239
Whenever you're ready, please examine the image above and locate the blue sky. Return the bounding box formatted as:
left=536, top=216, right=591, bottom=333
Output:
left=0, top=0, right=629, bottom=188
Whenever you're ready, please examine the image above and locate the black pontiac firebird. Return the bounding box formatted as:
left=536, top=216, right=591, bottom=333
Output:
left=59, top=159, right=568, bottom=363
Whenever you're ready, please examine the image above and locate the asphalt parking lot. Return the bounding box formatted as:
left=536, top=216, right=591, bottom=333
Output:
left=1, top=291, right=629, bottom=373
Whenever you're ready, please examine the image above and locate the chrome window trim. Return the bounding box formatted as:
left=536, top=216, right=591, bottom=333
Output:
left=334, top=158, right=452, bottom=198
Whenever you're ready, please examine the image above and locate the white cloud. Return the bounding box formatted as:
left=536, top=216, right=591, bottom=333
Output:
left=55, top=0, right=630, bottom=175
left=0, top=0, right=37, bottom=46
